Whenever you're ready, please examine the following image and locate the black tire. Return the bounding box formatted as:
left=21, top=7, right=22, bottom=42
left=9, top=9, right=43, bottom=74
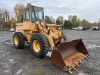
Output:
left=30, top=34, right=49, bottom=58
left=13, top=32, right=25, bottom=49
left=63, top=34, right=67, bottom=41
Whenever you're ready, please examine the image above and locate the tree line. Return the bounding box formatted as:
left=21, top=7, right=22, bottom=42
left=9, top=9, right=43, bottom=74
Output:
left=0, top=4, right=100, bottom=30
left=45, top=15, right=100, bottom=29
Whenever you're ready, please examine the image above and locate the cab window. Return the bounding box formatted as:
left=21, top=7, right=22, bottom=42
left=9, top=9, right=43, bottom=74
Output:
left=32, top=11, right=35, bottom=22
left=25, top=10, right=30, bottom=21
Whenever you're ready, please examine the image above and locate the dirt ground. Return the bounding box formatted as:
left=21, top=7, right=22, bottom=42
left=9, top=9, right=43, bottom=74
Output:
left=0, top=30, right=100, bottom=75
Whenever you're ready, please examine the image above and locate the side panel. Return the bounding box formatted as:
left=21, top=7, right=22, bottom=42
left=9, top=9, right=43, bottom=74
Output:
left=23, top=21, right=31, bottom=31
left=16, top=23, right=23, bottom=32
left=22, top=22, right=38, bottom=42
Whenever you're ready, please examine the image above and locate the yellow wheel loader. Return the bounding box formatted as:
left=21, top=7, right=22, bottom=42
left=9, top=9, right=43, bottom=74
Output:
left=13, top=3, right=89, bottom=73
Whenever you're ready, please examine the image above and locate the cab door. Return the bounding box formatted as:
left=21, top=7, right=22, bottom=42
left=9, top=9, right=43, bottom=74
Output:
left=23, top=8, right=31, bottom=31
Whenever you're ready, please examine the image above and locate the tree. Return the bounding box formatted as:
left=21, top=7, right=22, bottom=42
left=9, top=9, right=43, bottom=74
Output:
left=98, top=18, right=100, bottom=23
left=50, top=16, right=55, bottom=24
left=80, top=19, right=91, bottom=28
left=71, top=15, right=78, bottom=27
left=64, top=20, right=72, bottom=29
left=98, top=18, right=100, bottom=27
left=9, top=17, right=16, bottom=28
left=76, top=19, right=81, bottom=26
left=68, top=15, right=79, bottom=27
left=68, top=15, right=92, bottom=28
left=44, top=15, right=53, bottom=24
left=56, top=16, right=63, bottom=25
left=68, top=15, right=72, bottom=22
left=3, top=10, right=10, bottom=26
left=14, top=4, right=24, bottom=23
left=0, top=10, right=2, bottom=25
left=0, top=9, right=10, bottom=30
left=0, top=9, right=3, bottom=30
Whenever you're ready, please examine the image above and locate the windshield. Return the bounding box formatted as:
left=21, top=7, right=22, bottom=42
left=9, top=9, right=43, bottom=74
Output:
left=33, top=6, right=44, bottom=22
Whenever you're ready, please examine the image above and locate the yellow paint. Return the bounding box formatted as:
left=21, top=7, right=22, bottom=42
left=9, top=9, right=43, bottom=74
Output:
left=33, top=40, right=40, bottom=52
left=14, top=36, right=18, bottom=45
left=15, top=4, right=64, bottom=51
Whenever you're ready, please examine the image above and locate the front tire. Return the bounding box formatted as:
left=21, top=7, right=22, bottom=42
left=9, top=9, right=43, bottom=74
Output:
left=13, top=32, right=25, bottom=49
left=30, top=34, right=49, bottom=58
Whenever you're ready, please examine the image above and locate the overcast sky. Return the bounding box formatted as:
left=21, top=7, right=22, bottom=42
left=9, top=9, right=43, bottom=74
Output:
left=0, top=0, right=100, bottom=23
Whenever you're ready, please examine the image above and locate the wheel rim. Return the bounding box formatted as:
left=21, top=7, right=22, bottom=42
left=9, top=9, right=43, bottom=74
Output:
left=33, top=40, right=40, bottom=52
left=14, top=36, right=18, bottom=45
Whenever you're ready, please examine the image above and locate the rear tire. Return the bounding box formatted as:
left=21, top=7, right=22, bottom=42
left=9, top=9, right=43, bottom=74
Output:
left=13, top=32, right=25, bottom=49
left=30, top=34, right=49, bottom=58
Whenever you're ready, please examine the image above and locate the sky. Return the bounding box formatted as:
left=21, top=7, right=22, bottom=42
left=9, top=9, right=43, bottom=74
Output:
left=0, top=0, right=100, bottom=23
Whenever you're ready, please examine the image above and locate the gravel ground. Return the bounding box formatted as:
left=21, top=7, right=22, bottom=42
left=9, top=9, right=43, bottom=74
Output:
left=0, top=30, right=100, bottom=75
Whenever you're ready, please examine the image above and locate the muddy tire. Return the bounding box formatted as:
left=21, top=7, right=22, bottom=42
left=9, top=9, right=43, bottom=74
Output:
left=13, top=32, right=25, bottom=49
left=63, top=34, right=67, bottom=41
left=30, top=34, right=49, bottom=58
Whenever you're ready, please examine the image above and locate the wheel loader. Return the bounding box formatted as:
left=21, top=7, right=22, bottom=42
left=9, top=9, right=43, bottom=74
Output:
left=13, top=3, right=89, bottom=73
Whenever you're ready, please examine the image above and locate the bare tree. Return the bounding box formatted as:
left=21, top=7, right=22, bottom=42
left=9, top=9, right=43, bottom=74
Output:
left=98, top=18, right=100, bottom=27
left=0, top=9, right=10, bottom=30
left=0, top=10, right=2, bottom=24
left=3, top=10, right=10, bottom=26
left=14, top=4, right=25, bottom=23
left=56, top=16, right=63, bottom=25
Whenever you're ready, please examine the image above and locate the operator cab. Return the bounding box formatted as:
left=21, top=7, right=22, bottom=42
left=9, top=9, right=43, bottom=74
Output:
left=23, top=3, right=44, bottom=22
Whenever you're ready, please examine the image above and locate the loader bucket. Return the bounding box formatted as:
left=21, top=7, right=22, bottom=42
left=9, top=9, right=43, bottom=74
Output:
left=51, top=39, right=89, bottom=73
